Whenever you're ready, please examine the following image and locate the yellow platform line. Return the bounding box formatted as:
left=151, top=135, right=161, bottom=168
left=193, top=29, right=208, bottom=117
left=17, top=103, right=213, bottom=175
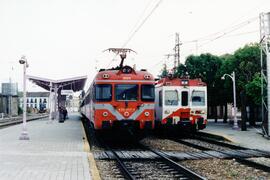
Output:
left=81, top=122, right=101, bottom=180
left=205, top=131, right=236, bottom=143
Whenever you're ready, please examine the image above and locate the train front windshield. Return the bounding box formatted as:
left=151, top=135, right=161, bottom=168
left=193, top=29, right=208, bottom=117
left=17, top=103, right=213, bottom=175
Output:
left=115, top=84, right=138, bottom=101
left=141, top=85, right=155, bottom=102
left=95, top=84, right=112, bottom=101
left=165, top=90, right=178, bottom=106
left=191, top=90, right=206, bottom=106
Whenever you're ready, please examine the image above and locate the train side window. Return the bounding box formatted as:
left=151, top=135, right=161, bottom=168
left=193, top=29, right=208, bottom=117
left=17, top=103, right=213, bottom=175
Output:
left=95, top=84, right=112, bottom=102
left=181, top=91, right=188, bottom=106
left=159, top=90, right=162, bottom=107
left=86, top=93, right=90, bottom=104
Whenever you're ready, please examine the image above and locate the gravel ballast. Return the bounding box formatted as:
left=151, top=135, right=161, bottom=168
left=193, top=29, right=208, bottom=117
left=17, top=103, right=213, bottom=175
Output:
left=140, top=137, right=201, bottom=152
left=181, top=159, right=270, bottom=180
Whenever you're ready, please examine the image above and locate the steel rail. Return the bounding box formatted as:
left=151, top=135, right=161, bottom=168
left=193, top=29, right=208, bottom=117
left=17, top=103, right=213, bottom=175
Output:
left=0, top=115, right=49, bottom=129
left=97, top=136, right=136, bottom=180
left=193, top=134, right=270, bottom=157
left=139, top=143, right=207, bottom=180
left=173, top=138, right=270, bottom=173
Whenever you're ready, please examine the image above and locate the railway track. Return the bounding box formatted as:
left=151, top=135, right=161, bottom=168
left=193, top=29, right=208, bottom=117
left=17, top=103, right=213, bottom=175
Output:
left=172, top=136, right=270, bottom=173
left=97, top=136, right=206, bottom=180
left=0, top=115, right=49, bottom=129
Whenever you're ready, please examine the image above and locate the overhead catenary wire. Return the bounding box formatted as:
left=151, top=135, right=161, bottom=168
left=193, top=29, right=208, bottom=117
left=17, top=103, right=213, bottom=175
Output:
left=182, top=16, right=259, bottom=45
left=161, top=17, right=259, bottom=72
left=182, top=30, right=259, bottom=57
left=197, top=16, right=259, bottom=48
left=106, top=0, right=163, bottom=68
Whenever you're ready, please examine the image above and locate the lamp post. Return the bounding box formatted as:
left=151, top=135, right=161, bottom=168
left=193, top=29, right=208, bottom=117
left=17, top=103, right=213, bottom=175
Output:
left=222, top=71, right=239, bottom=129
left=19, top=55, right=30, bottom=140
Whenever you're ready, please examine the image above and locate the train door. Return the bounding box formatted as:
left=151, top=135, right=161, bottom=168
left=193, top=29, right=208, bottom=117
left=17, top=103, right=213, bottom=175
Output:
left=154, top=87, right=163, bottom=122
left=180, top=90, right=189, bottom=107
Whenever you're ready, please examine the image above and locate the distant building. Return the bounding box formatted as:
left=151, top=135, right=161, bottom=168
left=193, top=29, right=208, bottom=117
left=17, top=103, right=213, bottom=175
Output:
left=1, top=83, right=18, bottom=96
left=0, top=93, right=19, bottom=117
left=19, top=92, right=50, bottom=112
left=66, top=95, right=80, bottom=112
left=0, top=83, right=19, bottom=117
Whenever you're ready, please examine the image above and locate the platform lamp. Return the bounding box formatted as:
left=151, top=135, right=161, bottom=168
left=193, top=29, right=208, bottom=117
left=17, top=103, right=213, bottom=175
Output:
left=19, top=55, right=30, bottom=140
left=221, top=71, right=239, bottom=130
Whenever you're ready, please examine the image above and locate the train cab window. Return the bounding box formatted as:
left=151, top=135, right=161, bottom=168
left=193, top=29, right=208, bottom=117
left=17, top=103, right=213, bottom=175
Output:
left=165, top=90, right=178, bottom=106
left=191, top=90, right=205, bottom=106
left=181, top=91, right=188, bottom=106
left=141, top=85, right=155, bottom=102
left=95, top=84, right=112, bottom=101
left=159, top=91, right=162, bottom=107
left=115, top=84, right=138, bottom=101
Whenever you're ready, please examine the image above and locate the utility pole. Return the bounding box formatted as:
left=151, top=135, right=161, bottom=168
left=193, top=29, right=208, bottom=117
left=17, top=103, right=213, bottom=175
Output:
left=260, top=12, right=270, bottom=137
left=174, top=33, right=182, bottom=67
left=173, top=33, right=182, bottom=74
left=164, top=53, right=175, bottom=74
left=164, top=33, right=182, bottom=75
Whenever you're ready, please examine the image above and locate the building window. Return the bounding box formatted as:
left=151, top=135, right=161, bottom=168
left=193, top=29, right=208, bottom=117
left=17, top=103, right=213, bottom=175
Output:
left=43, top=99, right=47, bottom=103
left=39, top=99, right=42, bottom=103
left=34, top=98, right=37, bottom=103
left=30, top=99, right=33, bottom=103
left=27, top=99, right=29, bottom=103
left=35, top=104, right=37, bottom=108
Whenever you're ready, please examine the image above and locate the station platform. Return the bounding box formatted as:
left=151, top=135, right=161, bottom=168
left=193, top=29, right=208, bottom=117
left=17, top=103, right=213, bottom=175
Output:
left=202, top=119, right=270, bottom=152
left=0, top=113, right=93, bottom=180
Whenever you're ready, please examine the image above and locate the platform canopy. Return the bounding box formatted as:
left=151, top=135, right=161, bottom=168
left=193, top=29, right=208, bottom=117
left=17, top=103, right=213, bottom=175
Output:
left=27, top=75, right=87, bottom=92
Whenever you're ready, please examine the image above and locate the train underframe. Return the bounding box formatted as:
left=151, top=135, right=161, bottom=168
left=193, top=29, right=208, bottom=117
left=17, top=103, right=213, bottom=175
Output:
left=155, top=117, right=207, bottom=133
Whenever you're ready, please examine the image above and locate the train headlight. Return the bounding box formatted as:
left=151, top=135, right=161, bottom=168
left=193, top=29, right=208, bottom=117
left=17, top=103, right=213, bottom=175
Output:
left=124, top=112, right=130, bottom=117
left=103, top=112, right=108, bottom=117
left=144, top=112, right=150, bottom=117
left=201, top=110, right=205, bottom=114
left=144, top=74, right=151, bottom=80
left=102, top=74, right=110, bottom=79
left=164, top=110, right=170, bottom=114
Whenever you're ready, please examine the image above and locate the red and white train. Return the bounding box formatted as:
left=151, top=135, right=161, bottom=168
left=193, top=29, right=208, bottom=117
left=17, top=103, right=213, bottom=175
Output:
left=155, top=76, right=207, bottom=131
left=80, top=49, right=155, bottom=131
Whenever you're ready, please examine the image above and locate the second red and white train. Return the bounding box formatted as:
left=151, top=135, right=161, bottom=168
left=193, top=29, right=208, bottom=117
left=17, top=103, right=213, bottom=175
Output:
left=155, top=76, right=207, bottom=131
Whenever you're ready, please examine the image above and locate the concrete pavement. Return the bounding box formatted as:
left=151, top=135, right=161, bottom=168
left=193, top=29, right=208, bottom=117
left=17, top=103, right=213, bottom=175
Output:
left=202, top=119, right=270, bottom=152
left=0, top=113, right=92, bottom=180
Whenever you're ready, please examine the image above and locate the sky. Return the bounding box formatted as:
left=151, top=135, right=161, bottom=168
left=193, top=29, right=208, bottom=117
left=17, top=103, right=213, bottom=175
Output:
left=0, top=0, right=270, bottom=92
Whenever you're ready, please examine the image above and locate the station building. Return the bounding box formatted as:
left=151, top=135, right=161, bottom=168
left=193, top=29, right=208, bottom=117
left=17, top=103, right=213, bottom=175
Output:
left=19, top=92, right=50, bottom=112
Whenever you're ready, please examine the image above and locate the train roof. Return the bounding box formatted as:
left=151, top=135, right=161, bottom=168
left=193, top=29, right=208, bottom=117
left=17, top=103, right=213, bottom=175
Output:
left=156, top=77, right=206, bottom=87
left=94, top=65, right=155, bottom=82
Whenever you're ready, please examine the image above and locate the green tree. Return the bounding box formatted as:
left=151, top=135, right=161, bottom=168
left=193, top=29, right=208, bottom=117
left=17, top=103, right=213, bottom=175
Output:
left=185, top=53, right=222, bottom=120
left=245, top=73, right=263, bottom=105
left=159, top=64, right=169, bottom=78
left=233, top=43, right=261, bottom=90
left=174, top=64, right=187, bottom=77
